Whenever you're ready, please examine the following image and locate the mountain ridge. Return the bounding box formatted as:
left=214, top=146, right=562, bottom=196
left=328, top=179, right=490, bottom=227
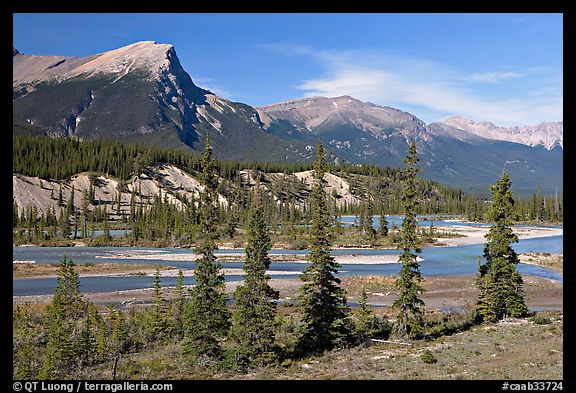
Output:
left=13, top=41, right=562, bottom=196
left=438, top=116, right=562, bottom=150
left=13, top=41, right=319, bottom=163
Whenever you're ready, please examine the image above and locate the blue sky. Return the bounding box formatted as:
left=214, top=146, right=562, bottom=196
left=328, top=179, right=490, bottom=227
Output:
left=13, top=13, right=562, bottom=126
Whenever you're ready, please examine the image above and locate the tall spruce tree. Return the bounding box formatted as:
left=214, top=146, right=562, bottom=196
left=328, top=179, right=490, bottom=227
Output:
left=183, top=134, right=231, bottom=360
left=475, top=172, right=528, bottom=322
left=378, top=212, right=389, bottom=238
left=40, top=256, right=85, bottom=379
left=172, top=269, right=186, bottom=338
left=230, top=195, right=279, bottom=368
left=296, top=142, right=353, bottom=355
left=392, top=142, right=425, bottom=337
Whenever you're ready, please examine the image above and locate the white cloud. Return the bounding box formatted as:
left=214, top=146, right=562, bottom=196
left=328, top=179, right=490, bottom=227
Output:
left=467, top=71, right=523, bottom=84
left=260, top=44, right=562, bottom=126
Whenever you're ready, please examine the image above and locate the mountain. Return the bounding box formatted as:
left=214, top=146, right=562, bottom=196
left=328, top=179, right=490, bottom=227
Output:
left=13, top=41, right=562, bottom=197
left=12, top=41, right=317, bottom=163
left=258, top=96, right=562, bottom=197
left=439, top=116, right=563, bottom=150
left=258, top=95, right=433, bottom=167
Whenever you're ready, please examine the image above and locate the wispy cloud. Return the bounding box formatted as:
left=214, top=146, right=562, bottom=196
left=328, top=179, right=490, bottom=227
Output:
left=259, top=43, right=562, bottom=126
left=466, top=71, right=523, bottom=84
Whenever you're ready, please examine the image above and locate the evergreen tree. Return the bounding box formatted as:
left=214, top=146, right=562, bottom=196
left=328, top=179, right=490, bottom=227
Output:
left=378, top=212, right=389, bottom=238
left=475, top=172, right=528, bottom=322
left=103, top=212, right=111, bottom=241
left=149, top=267, right=168, bottom=338
left=67, top=185, right=75, bottom=215
left=392, top=142, right=425, bottom=337
left=184, top=134, right=231, bottom=361
left=40, top=256, right=85, bottom=379
left=13, top=199, right=19, bottom=228
left=171, top=269, right=186, bottom=338
left=58, top=208, right=71, bottom=239
left=81, top=190, right=90, bottom=239
left=230, top=197, right=280, bottom=368
left=111, top=310, right=128, bottom=355
left=361, top=199, right=376, bottom=242
left=57, top=185, right=64, bottom=208
left=296, top=142, right=353, bottom=355
left=13, top=304, right=36, bottom=379
left=355, top=287, right=373, bottom=342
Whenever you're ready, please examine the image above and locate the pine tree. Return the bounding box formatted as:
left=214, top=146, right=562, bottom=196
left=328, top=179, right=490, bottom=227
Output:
left=103, top=212, right=111, bottom=241
left=392, top=142, right=425, bottom=338
left=13, top=199, right=19, bottom=228
left=296, top=142, right=354, bottom=355
left=172, top=269, right=186, bottom=338
left=361, top=199, right=376, bottom=242
left=58, top=185, right=64, bottom=208
left=77, top=303, right=99, bottom=367
left=111, top=310, right=128, bottom=355
left=67, top=185, right=75, bottom=215
left=149, top=267, right=168, bottom=338
left=58, top=208, right=71, bottom=239
left=81, top=190, right=90, bottom=239
left=378, top=212, right=389, bottom=238
left=13, top=304, right=36, bottom=379
left=475, top=172, right=528, bottom=322
left=230, top=197, right=280, bottom=368
left=183, top=134, right=231, bottom=360
left=355, top=287, right=374, bottom=342
left=40, top=256, right=85, bottom=379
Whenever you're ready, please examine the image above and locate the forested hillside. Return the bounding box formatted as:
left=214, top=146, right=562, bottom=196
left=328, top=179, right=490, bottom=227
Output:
left=13, top=135, right=562, bottom=248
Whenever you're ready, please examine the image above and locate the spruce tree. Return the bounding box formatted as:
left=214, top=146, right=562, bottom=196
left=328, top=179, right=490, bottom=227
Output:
left=392, top=142, right=425, bottom=337
left=475, top=172, right=528, bottom=322
left=296, top=142, right=353, bottom=355
left=67, top=185, right=75, bottom=215
left=40, top=256, right=85, bottom=379
left=150, top=267, right=168, bottom=338
left=58, top=185, right=64, bottom=208
left=355, top=287, right=374, bottom=342
left=13, top=304, right=36, bottom=379
left=230, top=197, right=279, bottom=368
left=183, top=134, right=231, bottom=360
left=378, top=212, right=389, bottom=238
left=13, top=199, right=19, bottom=228
left=172, top=269, right=186, bottom=338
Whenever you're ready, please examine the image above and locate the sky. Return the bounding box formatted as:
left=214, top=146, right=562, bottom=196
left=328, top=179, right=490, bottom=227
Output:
left=13, top=13, right=563, bottom=126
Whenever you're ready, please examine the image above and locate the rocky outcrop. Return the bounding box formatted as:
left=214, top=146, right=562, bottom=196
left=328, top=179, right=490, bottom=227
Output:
left=13, top=163, right=359, bottom=218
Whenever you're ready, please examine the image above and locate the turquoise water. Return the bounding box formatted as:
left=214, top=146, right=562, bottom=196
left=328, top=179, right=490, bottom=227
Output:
left=13, top=231, right=562, bottom=296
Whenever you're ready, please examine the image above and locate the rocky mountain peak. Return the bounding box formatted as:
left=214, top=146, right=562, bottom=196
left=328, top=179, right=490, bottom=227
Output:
left=441, top=116, right=563, bottom=150
left=13, top=40, right=177, bottom=86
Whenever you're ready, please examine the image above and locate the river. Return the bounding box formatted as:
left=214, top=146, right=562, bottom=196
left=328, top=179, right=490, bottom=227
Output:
left=13, top=231, right=562, bottom=296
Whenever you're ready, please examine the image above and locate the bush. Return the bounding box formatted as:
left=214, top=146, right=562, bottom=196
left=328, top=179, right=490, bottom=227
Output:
left=531, top=314, right=552, bottom=325
left=421, top=349, right=438, bottom=364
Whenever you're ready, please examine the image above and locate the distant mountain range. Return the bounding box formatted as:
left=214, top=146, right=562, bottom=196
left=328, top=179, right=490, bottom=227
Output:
left=13, top=41, right=562, bottom=197
left=439, top=116, right=562, bottom=150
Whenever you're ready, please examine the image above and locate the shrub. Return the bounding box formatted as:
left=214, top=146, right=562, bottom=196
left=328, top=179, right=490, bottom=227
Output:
left=421, top=349, right=438, bottom=364
left=531, top=314, right=552, bottom=325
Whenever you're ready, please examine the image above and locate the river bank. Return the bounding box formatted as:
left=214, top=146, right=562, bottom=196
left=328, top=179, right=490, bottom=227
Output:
left=13, top=273, right=563, bottom=313
left=14, top=224, right=562, bottom=250
left=432, top=225, right=562, bottom=247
